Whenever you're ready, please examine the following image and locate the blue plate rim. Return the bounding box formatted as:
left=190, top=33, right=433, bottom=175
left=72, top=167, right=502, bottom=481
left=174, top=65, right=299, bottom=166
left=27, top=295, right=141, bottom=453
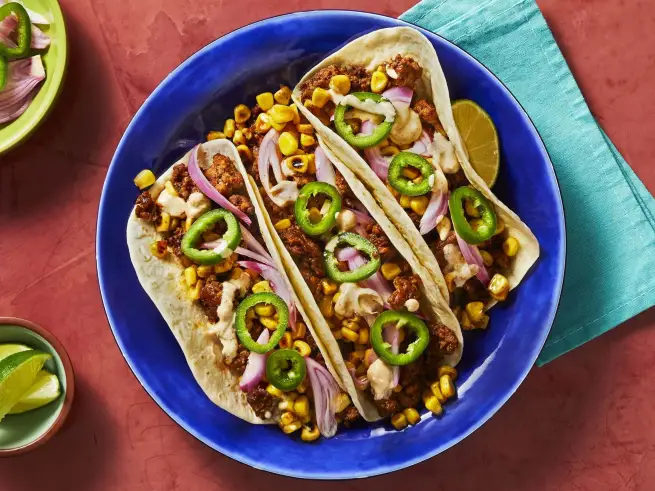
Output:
left=96, top=9, right=566, bottom=479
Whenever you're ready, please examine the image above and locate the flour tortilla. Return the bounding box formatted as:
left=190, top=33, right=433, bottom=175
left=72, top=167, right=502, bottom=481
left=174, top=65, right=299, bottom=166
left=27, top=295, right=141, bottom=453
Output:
left=292, top=27, right=540, bottom=309
left=126, top=139, right=346, bottom=425
left=249, top=137, right=462, bottom=422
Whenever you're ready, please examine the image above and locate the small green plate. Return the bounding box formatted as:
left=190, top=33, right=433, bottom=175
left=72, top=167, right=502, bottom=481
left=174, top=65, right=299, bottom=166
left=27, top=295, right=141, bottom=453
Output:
left=0, top=318, right=74, bottom=456
left=0, top=0, right=67, bottom=155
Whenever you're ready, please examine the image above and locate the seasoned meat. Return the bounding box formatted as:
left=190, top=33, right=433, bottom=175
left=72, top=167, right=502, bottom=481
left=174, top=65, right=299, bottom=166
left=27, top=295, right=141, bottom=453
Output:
left=365, top=223, right=396, bottom=262
left=412, top=99, right=439, bottom=126
left=204, top=154, right=244, bottom=196
left=246, top=383, right=277, bottom=419
left=250, top=103, right=264, bottom=121
left=446, top=170, right=469, bottom=189
left=387, top=55, right=422, bottom=90
left=199, top=278, right=224, bottom=323
left=339, top=406, right=361, bottom=427
left=334, top=171, right=353, bottom=199
left=225, top=348, right=249, bottom=375
left=375, top=398, right=401, bottom=417
left=396, top=362, right=424, bottom=409
left=430, top=231, right=458, bottom=269
left=431, top=322, right=459, bottom=355
left=134, top=191, right=160, bottom=223
left=167, top=225, right=185, bottom=258
left=422, top=321, right=459, bottom=377
left=388, top=274, right=421, bottom=310
left=228, top=194, right=255, bottom=218
left=300, top=64, right=371, bottom=101
left=171, top=164, right=199, bottom=199
left=462, top=279, right=488, bottom=303
left=279, top=224, right=325, bottom=295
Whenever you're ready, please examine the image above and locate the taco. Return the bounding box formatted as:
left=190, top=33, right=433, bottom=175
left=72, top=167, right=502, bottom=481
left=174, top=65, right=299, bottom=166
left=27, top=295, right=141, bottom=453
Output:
left=201, top=86, right=464, bottom=425
left=292, top=27, right=540, bottom=331
left=127, top=138, right=356, bottom=440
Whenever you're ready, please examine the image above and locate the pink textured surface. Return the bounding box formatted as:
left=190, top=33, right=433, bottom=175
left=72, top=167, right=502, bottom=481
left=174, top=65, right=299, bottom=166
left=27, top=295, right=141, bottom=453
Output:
left=1, top=0, right=654, bottom=489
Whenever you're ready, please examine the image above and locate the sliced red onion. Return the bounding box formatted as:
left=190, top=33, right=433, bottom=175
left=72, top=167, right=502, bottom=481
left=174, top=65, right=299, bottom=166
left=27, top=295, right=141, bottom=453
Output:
left=305, top=358, right=339, bottom=437
left=187, top=145, right=251, bottom=225
left=335, top=246, right=358, bottom=262
left=407, top=131, right=433, bottom=157
left=234, top=247, right=276, bottom=267
left=383, top=326, right=400, bottom=387
left=342, top=248, right=393, bottom=301
left=348, top=367, right=369, bottom=391
left=0, top=56, right=45, bottom=124
left=344, top=207, right=373, bottom=225
left=382, top=86, right=413, bottom=108
left=455, top=232, right=491, bottom=286
left=363, top=271, right=393, bottom=302
left=240, top=225, right=274, bottom=264
left=258, top=128, right=281, bottom=187
left=419, top=191, right=448, bottom=235
left=239, top=330, right=269, bottom=392
left=237, top=260, right=297, bottom=332
left=360, top=120, right=389, bottom=180
left=315, top=146, right=336, bottom=186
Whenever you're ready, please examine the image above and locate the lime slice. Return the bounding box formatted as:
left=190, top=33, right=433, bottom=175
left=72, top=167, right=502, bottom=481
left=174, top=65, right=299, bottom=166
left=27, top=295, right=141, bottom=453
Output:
left=452, top=100, right=500, bottom=188
left=0, top=350, right=51, bottom=422
left=8, top=370, right=61, bottom=414
left=0, top=344, right=32, bottom=362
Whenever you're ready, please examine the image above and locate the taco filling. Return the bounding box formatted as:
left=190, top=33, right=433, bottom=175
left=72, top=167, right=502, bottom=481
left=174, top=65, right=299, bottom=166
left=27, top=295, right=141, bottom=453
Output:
left=296, top=55, right=519, bottom=331
left=130, top=145, right=350, bottom=441
left=204, top=86, right=462, bottom=428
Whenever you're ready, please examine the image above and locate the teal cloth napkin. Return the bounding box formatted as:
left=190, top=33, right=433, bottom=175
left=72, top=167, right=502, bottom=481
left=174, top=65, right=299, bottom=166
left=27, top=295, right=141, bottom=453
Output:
left=401, top=0, right=655, bottom=364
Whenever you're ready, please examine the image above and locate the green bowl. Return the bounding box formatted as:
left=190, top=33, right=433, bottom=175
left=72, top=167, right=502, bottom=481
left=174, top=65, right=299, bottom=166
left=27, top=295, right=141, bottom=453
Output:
left=0, top=0, right=67, bottom=155
left=0, top=317, right=74, bottom=456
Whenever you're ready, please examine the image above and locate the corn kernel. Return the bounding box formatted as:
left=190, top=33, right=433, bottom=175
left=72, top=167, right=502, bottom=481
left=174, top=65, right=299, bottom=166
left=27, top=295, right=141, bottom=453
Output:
left=284, top=155, right=308, bottom=174
left=297, top=123, right=314, bottom=135
left=464, top=199, right=480, bottom=217
left=480, top=250, right=494, bottom=267
left=268, top=104, right=295, bottom=124
left=393, top=384, right=403, bottom=393
left=371, top=71, right=389, bottom=93
left=358, top=327, right=370, bottom=345
left=156, top=212, right=171, bottom=232
left=328, top=74, right=351, bottom=95
left=280, top=411, right=296, bottom=426
left=280, top=332, right=293, bottom=349
left=379, top=262, right=401, bottom=281
left=381, top=145, right=400, bottom=157
left=254, top=113, right=272, bottom=133
left=503, top=237, right=520, bottom=257
left=189, top=279, right=203, bottom=300
left=303, top=99, right=315, bottom=109
left=402, top=167, right=421, bottom=180
left=231, top=268, right=244, bottom=281
left=386, top=412, right=407, bottom=430
left=341, top=327, right=359, bottom=343
left=430, top=381, right=447, bottom=402
left=266, top=384, right=283, bottom=397
left=274, top=86, right=292, bottom=105
left=476, top=314, right=490, bottom=330
left=149, top=240, right=167, bottom=259
left=404, top=408, right=420, bottom=426
left=133, top=169, right=156, bottom=189
left=223, top=119, right=236, bottom=138
left=278, top=399, right=293, bottom=411
left=422, top=389, right=433, bottom=404
left=252, top=280, right=272, bottom=293
left=293, top=340, right=311, bottom=357
left=438, top=366, right=458, bottom=381
left=300, top=133, right=316, bottom=147
left=488, top=273, right=510, bottom=301
left=459, top=309, right=473, bottom=330
left=254, top=304, right=275, bottom=317
left=274, top=218, right=292, bottom=231
left=232, top=129, right=246, bottom=146
left=233, top=145, right=252, bottom=162
left=347, top=119, right=361, bottom=134
left=363, top=349, right=376, bottom=368
left=293, top=396, right=310, bottom=418
left=307, top=207, right=322, bottom=224
left=494, top=218, right=505, bottom=235
left=183, top=217, right=193, bottom=232
left=332, top=292, right=340, bottom=304
left=399, top=195, right=411, bottom=208
left=336, top=393, right=351, bottom=413
left=465, top=301, right=485, bottom=323
left=234, top=104, right=251, bottom=123
left=297, top=382, right=307, bottom=394
left=259, top=316, right=278, bottom=330
left=425, top=395, right=443, bottom=415
left=293, top=322, right=307, bottom=340
left=278, top=132, right=298, bottom=156
left=256, top=92, right=274, bottom=111
left=470, top=218, right=484, bottom=232
left=169, top=217, right=181, bottom=232
left=213, top=253, right=237, bottom=274
left=181, top=266, right=196, bottom=287
left=306, top=154, right=316, bottom=174
left=320, top=279, right=338, bottom=295
left=342, top=318, right=360, bottom=332
left=311, top=87, right=330, bottom=108
left=207, top=131, right=226, bottom=140
left=410, top=195, right=430, bottom=215
left=445, top=272, right=457, bottom=293
left=289, top=103, right=301, bottom=124
left=301, top=424, right=320, bottom=442
left=440, top=374, right=456, bottom=399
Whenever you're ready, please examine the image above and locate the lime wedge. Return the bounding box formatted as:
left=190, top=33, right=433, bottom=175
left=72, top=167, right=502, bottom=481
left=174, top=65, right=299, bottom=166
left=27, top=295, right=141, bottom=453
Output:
left=8, top=370, right=61, bottom=414
left=0, top=344, right=32, bottom=362
left=452, top=99, right=500, bottom=188
left=0, top=350, right=51, bottom=422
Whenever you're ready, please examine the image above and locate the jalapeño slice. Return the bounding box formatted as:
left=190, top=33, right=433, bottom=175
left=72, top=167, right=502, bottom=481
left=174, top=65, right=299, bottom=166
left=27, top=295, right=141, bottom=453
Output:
left=294, top=182, right=342, bottom=236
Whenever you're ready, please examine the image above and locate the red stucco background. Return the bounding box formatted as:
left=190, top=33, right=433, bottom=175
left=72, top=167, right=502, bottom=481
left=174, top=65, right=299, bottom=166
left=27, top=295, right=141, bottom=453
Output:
left=1, top=1, right=654, bottom=489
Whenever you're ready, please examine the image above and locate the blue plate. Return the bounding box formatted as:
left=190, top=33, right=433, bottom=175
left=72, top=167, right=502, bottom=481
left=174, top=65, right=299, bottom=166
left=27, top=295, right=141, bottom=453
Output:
left=97, top=11, right=565, bottom=479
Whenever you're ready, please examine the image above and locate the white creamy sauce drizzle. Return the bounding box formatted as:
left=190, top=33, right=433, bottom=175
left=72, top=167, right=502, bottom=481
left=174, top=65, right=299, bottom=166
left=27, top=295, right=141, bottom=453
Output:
left=334, top=283, right=384, bottom=318
left=367, top=359, right=395, bottom=400
left=157, top=188, right=210, bottom=218
left=341, top=95, right=396, bottom=123
left=433, top=133, right=459, bottom=174
left=210, top=239, right=232, bottom=259
left=206, top=274, right=251, bottom=361
left=389, top=105, right=422, bottom=146
left=443, top=243, right=479, bottom=287
left=269, top=180, right=298, bottom=207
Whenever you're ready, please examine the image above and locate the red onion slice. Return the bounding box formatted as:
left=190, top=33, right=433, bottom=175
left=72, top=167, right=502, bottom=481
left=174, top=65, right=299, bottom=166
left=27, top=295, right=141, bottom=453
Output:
left=315, top=146, right=336, bottom=186
left=344, top=207, right=373, bottom=225
left=407, top=131, right=433, bottom=157
left=306, top=358, right=339, bottom=437
left=342, top=249, right=393, bottom=301
left=360, top=120, right=389, bottom=180
left=383, top=326, right=400, bottom=387
left=335, top=246, right=358, bottom=262
left=419, top=191, right=448, bottom=235
left=187, top=145, right=252, bottom=225
left=234, top=247, right=276, bottom=267
left=240, top=225, right=274, bottom=264
left=237, top=260, right=298, bottom=332
left=0, top=56, right=45, bottom=124
left=382, top=86, right=413, bottom=108
left=347, top=367, right=370, bottom=391
left=455, top=232, right=491, bottom=286
left=363, top=271, right=393, bottom=302
left=239, top=330, right=269, bottom=392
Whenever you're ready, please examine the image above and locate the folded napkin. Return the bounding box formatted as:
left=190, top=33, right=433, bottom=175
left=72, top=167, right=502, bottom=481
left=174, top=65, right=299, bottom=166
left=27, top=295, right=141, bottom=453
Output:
left=401, top=0, right=655, bottom=364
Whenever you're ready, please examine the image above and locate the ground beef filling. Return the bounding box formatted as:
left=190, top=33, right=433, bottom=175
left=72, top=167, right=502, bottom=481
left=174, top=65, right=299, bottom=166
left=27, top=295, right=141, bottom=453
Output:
left=278, top=223, right=326, bottom=296
left=134, top=191, right=160, bottom=223
left=387, top=55, right=423, bottom=90
left=338, top=406, right=361, bottom=427
left=205, top=154, right=246, bottom=196
left=199, top=278, right=224, bottom=323
left=300, top=64, right=371, bottom=101
left=412, top=99, right=439, bottom=127
left=365, top=223, right=396, bottom=262
left=247, top=383, right=277, bottom=419
left=387, top=274, right=421, bottom=310
left=228, top=194, right=255, bottom=218
left=171, top=164, right=199, bottom=199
